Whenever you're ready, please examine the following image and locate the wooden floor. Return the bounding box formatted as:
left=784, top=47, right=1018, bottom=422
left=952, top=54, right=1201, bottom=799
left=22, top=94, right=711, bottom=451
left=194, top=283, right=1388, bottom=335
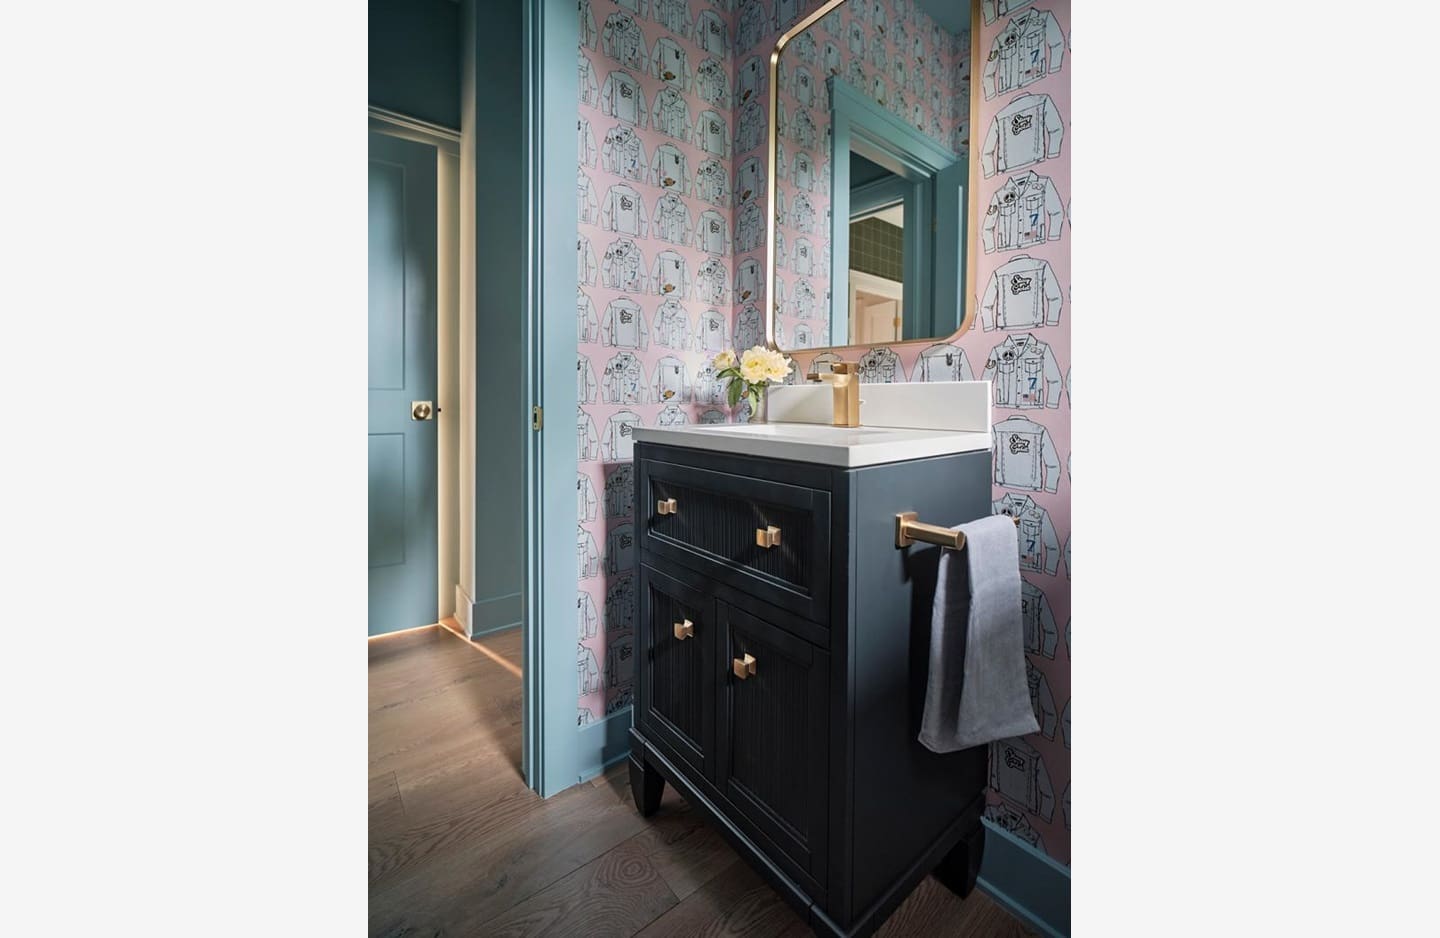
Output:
left=369, top=625, right=1035, bottom=937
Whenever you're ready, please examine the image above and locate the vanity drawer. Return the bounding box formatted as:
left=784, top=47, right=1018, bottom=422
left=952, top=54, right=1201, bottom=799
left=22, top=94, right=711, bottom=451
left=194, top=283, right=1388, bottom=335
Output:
left=639, top=458, right=831, bottom=623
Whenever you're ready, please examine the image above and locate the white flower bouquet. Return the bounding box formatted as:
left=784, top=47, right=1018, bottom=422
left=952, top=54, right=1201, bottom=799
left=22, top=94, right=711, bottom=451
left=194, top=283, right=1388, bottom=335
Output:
left=712, top=346, right=793, bottom=421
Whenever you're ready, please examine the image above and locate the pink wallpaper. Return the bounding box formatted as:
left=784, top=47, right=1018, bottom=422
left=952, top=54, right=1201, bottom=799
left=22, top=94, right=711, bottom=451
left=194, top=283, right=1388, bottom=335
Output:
left=576, top=0, right=744, bottom=726
left=575, top=0, right=1072, bottom=867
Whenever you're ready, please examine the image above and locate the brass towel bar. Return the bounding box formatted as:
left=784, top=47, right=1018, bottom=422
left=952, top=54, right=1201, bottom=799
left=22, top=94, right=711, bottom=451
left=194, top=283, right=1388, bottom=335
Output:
left=894, top=512, right=1021, bottom=550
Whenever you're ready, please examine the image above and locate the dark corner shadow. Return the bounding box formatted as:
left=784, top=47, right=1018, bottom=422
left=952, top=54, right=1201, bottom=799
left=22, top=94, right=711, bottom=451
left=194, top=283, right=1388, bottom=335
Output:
left=451, top=627, right=527, bottom=779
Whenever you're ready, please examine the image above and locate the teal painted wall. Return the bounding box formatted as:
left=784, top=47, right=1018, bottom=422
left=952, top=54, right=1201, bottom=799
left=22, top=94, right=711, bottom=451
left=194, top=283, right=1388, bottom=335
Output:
left=851, top=153, right=894, bottom=189
left=469, top=0, right=526, bottom=636
left=370, top=0, right=461, bottom=129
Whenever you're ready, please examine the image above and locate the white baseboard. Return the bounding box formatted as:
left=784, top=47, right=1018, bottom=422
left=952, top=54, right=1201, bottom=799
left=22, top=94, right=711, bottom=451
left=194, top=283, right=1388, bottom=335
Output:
left=454, top=584, right=475, bottom=638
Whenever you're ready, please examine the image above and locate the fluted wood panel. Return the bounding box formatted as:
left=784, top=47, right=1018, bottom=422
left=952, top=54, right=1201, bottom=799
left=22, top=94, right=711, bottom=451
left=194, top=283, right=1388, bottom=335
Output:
left=728, top=628, right=812, bottom=846
left=649, top=584, right=705, bottom=756
left=651, top=478, right=814, bottom=594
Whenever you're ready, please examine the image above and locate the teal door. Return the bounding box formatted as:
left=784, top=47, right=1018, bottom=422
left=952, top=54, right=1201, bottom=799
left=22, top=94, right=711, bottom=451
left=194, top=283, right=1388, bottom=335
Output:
left=369, top=131, right=438, bottom=636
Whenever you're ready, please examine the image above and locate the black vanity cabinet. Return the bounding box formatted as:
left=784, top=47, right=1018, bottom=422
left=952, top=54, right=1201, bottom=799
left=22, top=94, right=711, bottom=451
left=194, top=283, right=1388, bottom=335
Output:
left=630, top=441, right=993, bottom=938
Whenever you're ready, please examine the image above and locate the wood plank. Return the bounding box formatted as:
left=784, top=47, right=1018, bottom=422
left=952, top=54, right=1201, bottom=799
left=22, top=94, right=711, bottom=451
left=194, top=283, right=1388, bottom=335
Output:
left=369, top=639, right=517, bottom=709
left=633, top=855, right=810, bottom=938
left=875, top=876, right=1037, bottom=938
left=590, top=758, right=632, bottom=803
left=476, top=834, right=679, bottom=938
left=370, top=664, right=522, bottom=779
left=474, top=625, right=523, bottom=661
left=372, top=786, right=536, bottom=888
left=631, top=801, right=739, bottom=902
left=369, top=781, right=651, bottom=937
left=367, top=624, right=450, bottom=663
left=391, top=731, right=527, bottom=829
left=369, top=771, right=406, bottom=839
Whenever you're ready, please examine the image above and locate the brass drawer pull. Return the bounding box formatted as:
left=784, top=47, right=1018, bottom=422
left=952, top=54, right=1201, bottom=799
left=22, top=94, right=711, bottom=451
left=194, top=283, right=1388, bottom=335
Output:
left=732, top=653, right=756, bottom=679
left=755, top=525, right=781, bottom=548
left=656, top=497, right=678, bottom=516
left=673, top=618, right=694, bottom=640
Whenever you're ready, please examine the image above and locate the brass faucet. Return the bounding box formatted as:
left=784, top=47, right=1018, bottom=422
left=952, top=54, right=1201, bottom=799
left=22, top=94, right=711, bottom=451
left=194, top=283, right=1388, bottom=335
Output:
left=806, top=361, right=861, bottom=427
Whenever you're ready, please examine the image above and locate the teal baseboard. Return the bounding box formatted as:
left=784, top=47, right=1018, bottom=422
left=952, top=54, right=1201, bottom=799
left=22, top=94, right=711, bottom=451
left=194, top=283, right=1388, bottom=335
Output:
left=471, top=621, right=521, bottom=639
left=976, top=819, right=1071, bottom=937
left=575, top=708, right=633, bottom=783
left=451, top=586, right=518, bottom=638
left=473, top=590, right=523, bottom=635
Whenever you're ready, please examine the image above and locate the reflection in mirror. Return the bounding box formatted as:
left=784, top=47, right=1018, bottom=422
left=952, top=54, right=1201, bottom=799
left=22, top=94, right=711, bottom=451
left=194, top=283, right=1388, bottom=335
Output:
left=767, top=0, right=976, bottom=356
left=849, top=154, right=904, bottom=344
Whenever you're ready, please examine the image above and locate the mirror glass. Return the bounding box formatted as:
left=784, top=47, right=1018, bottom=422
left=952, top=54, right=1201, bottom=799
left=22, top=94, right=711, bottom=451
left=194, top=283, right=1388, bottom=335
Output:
left=768, top=0, right=974, bottom=353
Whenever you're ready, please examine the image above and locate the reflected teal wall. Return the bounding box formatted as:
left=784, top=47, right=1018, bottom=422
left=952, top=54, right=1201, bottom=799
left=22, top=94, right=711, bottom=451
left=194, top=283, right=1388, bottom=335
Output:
left=369, top=0, right=461, bottom=129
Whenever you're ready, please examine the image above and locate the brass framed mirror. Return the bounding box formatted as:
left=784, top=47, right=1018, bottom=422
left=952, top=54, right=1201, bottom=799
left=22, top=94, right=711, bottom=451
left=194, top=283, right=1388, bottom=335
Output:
left=763, top=0, right=980, bottom=354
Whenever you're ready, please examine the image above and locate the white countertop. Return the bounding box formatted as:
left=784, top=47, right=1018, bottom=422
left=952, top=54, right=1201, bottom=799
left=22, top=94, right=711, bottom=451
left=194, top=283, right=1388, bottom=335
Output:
left=631, top=422, right=991, bottom=468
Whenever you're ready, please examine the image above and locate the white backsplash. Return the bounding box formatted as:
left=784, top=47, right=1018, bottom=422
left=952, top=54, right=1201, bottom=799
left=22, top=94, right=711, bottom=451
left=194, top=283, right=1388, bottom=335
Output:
left=766, top=381, right=992, bottom=434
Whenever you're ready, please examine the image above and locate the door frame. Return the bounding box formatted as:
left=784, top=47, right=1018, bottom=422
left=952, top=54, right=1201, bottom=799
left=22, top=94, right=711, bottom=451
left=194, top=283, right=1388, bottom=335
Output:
left=848, top=268, right=904, bottom=345
left=369, top=106, right=461, bottom=153
left=520, top=0, right=588, bottom=797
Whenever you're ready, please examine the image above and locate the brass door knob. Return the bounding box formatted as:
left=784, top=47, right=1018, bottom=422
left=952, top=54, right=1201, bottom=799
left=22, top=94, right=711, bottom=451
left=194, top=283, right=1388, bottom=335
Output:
left=411, top=400, right=435, bottom=421
left=755, top=525, right=781, bottom=548
left=656, top=498, right=678, bottom=516
left=673, top=619, right=694, bottom=640
left=732, top=653, right=756, bottom=679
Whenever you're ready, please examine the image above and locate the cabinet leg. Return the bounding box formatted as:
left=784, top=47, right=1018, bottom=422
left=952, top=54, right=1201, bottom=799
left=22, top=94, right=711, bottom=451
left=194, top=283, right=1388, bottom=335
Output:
left=934, top=824, right=985, bottom=899
left=629, top=752, right=665, bottom=817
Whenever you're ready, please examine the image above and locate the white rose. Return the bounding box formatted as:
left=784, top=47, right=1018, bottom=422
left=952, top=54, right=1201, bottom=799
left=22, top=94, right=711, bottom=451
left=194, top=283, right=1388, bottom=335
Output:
left=739, top=348, right=769, bottom=383
left=762, top=349, right=792, bottom=382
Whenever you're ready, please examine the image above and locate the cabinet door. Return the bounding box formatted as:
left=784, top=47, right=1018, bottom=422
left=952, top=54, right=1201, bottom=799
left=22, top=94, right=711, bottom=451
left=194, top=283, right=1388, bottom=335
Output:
left=716, top=599, right=829, bottom=889
left=638, top=563, right=715, bottom=780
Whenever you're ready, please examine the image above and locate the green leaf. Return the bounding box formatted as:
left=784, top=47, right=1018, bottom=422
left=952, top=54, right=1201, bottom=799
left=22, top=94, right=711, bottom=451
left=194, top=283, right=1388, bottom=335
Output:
left=727, top=379, right=743, bottom=407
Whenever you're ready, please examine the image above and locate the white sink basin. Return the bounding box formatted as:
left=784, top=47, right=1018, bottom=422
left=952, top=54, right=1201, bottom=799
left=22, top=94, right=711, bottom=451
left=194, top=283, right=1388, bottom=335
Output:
left=631, top=421, right=991, bottom=468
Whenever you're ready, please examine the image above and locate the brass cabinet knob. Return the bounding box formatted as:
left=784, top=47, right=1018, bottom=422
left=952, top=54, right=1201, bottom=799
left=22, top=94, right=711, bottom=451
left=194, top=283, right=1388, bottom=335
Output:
left=755, top=525, right=781, bottom=548
left=732, top=653, right=756, bottom=679
left=411, top=400, right=435, bottom=421
left=656, top=498, right=678, bottom=516
left=672, top=618, right=694, bottom=640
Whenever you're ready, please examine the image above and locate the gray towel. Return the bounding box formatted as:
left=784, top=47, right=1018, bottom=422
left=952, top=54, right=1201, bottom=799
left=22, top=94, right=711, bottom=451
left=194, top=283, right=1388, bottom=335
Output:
left=919, top=514, right=1040, bottom=753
